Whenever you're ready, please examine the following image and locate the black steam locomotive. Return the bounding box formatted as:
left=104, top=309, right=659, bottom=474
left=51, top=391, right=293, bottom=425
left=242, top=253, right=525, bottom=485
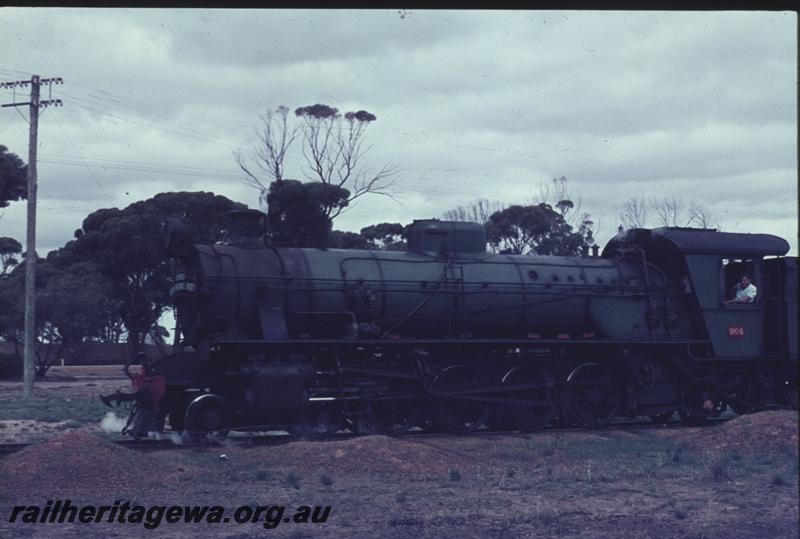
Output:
left=103, top=210, right=798, bottom=438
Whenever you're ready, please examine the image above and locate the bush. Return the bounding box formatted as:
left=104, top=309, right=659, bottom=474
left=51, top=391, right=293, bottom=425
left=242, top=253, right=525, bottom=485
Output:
left=0, top=353, right=23, bottom=379
left=709, top=457, right=729, bottom=481
left=538, top=508, right=557, bottom=525
left=286, top=472, right=301, bottom=489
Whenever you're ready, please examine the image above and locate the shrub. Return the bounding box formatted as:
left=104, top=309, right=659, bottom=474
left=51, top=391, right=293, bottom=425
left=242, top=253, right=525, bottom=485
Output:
left=287, top=472, right=301, bottom=489
left=538, top=508, right=556, bottom=525
left=320, top=474, right=334, bottom=486
left=709, top=458, right=729, bottom=481
left=0, top=353, right=23, bottom=380
left=449, top=468, right=461, bottom=481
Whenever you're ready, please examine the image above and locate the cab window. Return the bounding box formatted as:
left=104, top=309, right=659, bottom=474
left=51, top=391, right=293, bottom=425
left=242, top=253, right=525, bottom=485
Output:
left=721, top=257, right=758, bottom=304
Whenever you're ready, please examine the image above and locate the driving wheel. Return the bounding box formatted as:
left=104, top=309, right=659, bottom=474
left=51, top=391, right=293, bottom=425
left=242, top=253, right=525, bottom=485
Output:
left=499, top=365, right=557, bottom=432
left=565, top=363, right=620, bottom=428
left=431, top=365, right=492, bottom=434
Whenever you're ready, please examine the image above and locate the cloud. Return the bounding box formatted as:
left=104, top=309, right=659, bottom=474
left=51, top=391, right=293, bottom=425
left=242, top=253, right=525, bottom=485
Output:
left=0, top=9, right=794, bottom=258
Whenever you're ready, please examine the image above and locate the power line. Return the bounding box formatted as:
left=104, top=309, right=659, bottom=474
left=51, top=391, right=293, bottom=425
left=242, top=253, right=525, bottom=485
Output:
left=42, top=152, right=241, bottom=174
left=38, top=156, right=242, bottom=181
left=13, top=106, right=30, bottom=126
left=59, top=89, right=253, bottom=150
left=31, top=152, right=792, bottom=222
left=0, top=112, right=18, bottom=136
left=50, top=109, right=113, bottom=202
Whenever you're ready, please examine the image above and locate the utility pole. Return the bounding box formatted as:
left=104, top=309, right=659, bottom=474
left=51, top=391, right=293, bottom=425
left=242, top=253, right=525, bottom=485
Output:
left=1, top=75, right=63, bottom=398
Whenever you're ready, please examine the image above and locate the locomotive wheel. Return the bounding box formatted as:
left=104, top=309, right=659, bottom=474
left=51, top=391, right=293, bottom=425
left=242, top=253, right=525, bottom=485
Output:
left=678, top=410, right=708, bottom=425
left=789, top=384, right=799, bottom=410
left=499, top=365, right=556, bottom=432
left=678, top=407, right=722, bottom=425
left=649, top=411, right=675, bottom=424
left=164, top=391, right=189, bottom=432
left=565, top=363, right=619, bottom=428
left=679, top=390, right=724, bottom=425
left=185, top=394, right=230, bottom=440
left=418, top=410, right=446, bottom=433
left=365, top=396, right=423, bottom=436
left=290, top=407, right=342, bottom=439
left=487, top=405, right=515, bottom=431
left=431, top=365, right=492, bottom=434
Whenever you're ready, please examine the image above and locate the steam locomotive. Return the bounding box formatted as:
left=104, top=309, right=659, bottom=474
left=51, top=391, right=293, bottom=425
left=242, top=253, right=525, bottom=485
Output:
left=103, top=210, right=798, bottom=438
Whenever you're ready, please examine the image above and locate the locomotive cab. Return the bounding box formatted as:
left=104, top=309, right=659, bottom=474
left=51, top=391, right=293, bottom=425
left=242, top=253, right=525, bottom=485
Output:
left=613, top=227, right=793, bottom=360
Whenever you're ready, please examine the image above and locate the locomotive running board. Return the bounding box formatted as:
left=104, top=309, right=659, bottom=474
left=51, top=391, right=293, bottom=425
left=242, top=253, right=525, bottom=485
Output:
left=208, top=338, right=710, bottom=346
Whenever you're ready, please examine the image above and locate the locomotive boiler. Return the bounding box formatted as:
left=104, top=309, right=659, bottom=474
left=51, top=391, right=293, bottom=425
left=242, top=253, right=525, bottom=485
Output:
left=104, top=210, right=798, bottom=438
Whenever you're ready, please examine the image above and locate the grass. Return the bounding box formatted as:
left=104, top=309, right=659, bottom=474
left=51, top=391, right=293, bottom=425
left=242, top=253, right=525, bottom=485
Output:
left=0, top=394, right=109, bottom=423
left=388, top=516, right=425, bottom=527
left=771, top=473, right=785, bottom=487
left=286, top=472, right=301, bottom=489
left=527, top=432, right=676, bottom=460
left=538, top=508, right=557, bottom=525
left=708, top=456, right=730, bottom=481
left=667, top=442, right=695, bottom=464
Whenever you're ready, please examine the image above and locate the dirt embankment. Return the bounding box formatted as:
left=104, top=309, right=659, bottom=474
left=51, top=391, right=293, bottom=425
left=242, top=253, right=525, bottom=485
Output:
left=2, top=411, right=796, bottom=504
left=0, top=430, right=192, bottom=499
left=233, top=434, right=476, bottom=475
left=658, top=410, right=799, bottom=457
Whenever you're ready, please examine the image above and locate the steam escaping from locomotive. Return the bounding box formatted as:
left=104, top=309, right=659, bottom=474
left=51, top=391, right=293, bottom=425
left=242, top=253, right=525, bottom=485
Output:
left=99, top=412, right=127, bottom=434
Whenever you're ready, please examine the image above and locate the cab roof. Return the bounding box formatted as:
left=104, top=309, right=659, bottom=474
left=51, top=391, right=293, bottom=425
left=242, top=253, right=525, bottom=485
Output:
left=603, top=227, right=790, bottom=257
left=652, top=227, right=790, bottom=256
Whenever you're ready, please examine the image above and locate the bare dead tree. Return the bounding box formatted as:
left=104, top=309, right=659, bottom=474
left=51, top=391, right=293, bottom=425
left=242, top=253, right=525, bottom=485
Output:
left=620, top=197, right=648, bottom=229
left=442, top=198, right=505, bottom=223
left=532, top=176, right=596, bottom=254
left=687, top=201, right=719, bottom=229
left=591, top=217, right=603, bottom=245
left=649, top=196, right=685, bottom=227
left=294, top=105, right=399, bottom=219
left=234, top=106, right=299, bottom=211
left=536, top=175, right=584, bottom=229
left=236, top=104, right=399, bottom=219
left=536, top=180, right=551, bottom=208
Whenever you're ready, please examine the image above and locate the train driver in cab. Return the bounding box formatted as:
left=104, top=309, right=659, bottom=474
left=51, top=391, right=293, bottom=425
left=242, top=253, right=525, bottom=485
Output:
left=724, top=273, right=757, bottom=304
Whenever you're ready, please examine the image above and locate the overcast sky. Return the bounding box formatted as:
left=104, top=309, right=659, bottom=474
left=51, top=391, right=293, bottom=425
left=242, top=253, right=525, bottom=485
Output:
left=0, top=9, right=796, bottom=256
